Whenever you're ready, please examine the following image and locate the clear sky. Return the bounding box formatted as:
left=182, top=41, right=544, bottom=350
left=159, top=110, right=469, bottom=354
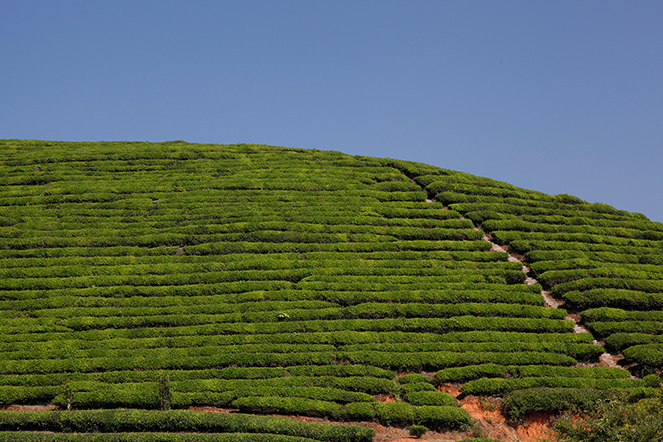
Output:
left=2, top=1, right=662, bottom=222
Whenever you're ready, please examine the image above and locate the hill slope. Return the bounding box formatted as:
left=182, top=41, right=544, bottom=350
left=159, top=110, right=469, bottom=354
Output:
left=1, top=140, right=662, bottom=441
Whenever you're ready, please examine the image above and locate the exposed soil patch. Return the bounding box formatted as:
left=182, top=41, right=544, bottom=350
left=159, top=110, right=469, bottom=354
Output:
left=541, top=291, right=564, bottom=308
left=188, top=406, right=236, bottom=413
left=459, top=396, right=558, bottom=442
left=438, top=383, right=461, bottom=397
left=0, top=404, right=57, bottom=411
left=599, top=353, right=625, bottom=369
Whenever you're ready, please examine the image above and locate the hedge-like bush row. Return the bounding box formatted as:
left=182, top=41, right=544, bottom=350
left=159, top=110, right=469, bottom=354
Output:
left=0, top=237, right=494, bottom=260
left=405, top=391, right=456, bottom=407
left=4, top=299, right=339, bottom=318
left=339, top=342, right=600, bottom=360
left=551, top=278, right=663, bottom=297
left=459, top=377, right=643, bottom=397
left=562, top=289, right=663, bottom=310
left=508, top=240, right=663, bottom=257
left=340, top=302, right=562, bottom=321
left=399, top=382, right=436, bottom=394
left=1, top=280, right=299, bottom=303
left=425, top=182, right=549, bottom=202
left=396, top=374, right=432, bottom=385
left=3, top=283, right=541, bottom=315
left=313, top=289, right=543, bottom=307
left=491, top=231, right=656, bottom=250
left=486, top=213, right=661, bottom=231
left=3, top=225, right=484, bottom=250
left=537, top=267, right=663, bottom=290
left=604, top=333, right=663, bottom=352
left=373, top=206, right=461, bottom=220
left=4, top=252, right=520, bottom=281
left=482, top=219, right=663, bottom=241
left=622, top=344, right=663, bottom=368
left=530, top=260, right=663, bottom=279
left=0, top=433, right=319, bottom=442
left=526, top=250, right=630, bottom=264
left=0, top=347, right=572, bottom=378
left=0, top=316, right=576, bottom=348
left=223, top=386, right=373, bottom=405
left=439, top=193, right=630, bottom=217
left=449, top=202, right=640, bottom=221
left=232, top=396, right=342, bottom=418
left=174, top=376, right=398, bottom=396
left=186, top=239, right=493, bottom=256
left=13, top=298, right=567, bottom=332
left=372, top=402, right=472, bottom=430
left=339, top=350, right=576, bottom=371
left=52, top=384, right=373, bottom=410
left=429, top=331, right=591, bottom=344
left=0, top=247, right=509, bottom=273
left=501, top=388, right=640, bottom=422
left=587, top=320, right=663, bottom=339
left=581, top=307, right=663, bottom=323
left=0, top=386, right=59, bottom=405
left=2, top=328, right=580, bottom=354
left=0, top=409, right=374, bottom=442
left=0, top=367, right=357, bottom=389
left=0, top=351, right=339, bottom=374
left=0, top=269, right=313, bottom=291
left=433, top=364, right=629, bottom=383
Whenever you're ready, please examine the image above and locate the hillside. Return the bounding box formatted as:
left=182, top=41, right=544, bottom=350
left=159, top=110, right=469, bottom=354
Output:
left=1, top=140, right=662, bottom=442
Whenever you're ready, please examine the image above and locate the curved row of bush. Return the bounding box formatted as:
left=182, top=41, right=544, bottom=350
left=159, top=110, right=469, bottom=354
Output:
left=338, top=342, right=600, bottom=360
left=0, top=238, right=493, bottom=260
left=233, top=398, right=471, bottom=431
left=459, top=377, right=643, bottom=396
left=563, top=289, right=663, bottom=310
left=0, top=433, right=320, bottom=442
left=433, top=364, right=629, bottom=383
left=0, top=410, right=374, bottom=442
left=501, top=387, right=656, bottom=422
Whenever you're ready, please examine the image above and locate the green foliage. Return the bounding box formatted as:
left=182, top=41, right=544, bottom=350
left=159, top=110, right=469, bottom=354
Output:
left=156, top=372, right=171, bottom=411
left=408, top=425, right=428, bottom=438
left=554, top=398, right=663, bottom=442
left=405, top=391, right=456, bottom=407
left=0, top=433, right=320, bottom=442
left=502, top=388, right=629, bottom=422
left=0, top=410, right=374, bottom=442
left=396, top=374, right=432, bottom=385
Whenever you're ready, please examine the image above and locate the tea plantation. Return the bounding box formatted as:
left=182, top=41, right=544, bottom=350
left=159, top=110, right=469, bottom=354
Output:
left=1, top=140, right=662, bottom=440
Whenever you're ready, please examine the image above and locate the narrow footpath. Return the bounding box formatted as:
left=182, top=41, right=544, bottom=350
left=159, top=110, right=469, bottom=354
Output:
left=479, top=230, right=626, bottom=370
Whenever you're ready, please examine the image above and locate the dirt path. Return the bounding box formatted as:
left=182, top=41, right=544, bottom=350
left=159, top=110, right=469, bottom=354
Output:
left=479, top=232, right=626, bottom=370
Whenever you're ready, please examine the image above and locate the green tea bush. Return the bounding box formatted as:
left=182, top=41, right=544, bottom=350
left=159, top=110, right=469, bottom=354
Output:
left=0, top=433, right=319, bottom=442
left=563, top=289, right=663, bottom=310
left=0, top=409, right=375, bottom=442
left=232, top=396, right=343, bottom=419
left=396, top=374, right=432, bottom=385
left=587, top=321, right=663, bottom=339
left=460, top=377, right=643, bottom=397
left=604, top=333, right=663, bottom=352
left=434, top=364, right=508, bottom=384
left=622, top=344, right=663, bottom=368
left=502, top=388, right=628, bottom=422
left=405, top=391, right=456, bottom=407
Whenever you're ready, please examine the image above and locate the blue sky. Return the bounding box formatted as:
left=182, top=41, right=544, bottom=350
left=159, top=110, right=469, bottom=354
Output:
left=2, top=1, right=662, bottom=222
